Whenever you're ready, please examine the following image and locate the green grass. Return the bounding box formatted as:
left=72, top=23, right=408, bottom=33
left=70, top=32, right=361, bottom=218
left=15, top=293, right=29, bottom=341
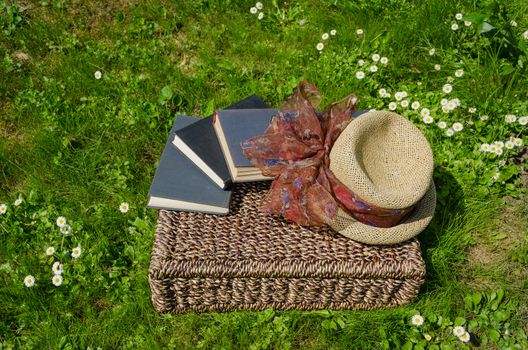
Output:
left=1, top=0, right=527, bottom=349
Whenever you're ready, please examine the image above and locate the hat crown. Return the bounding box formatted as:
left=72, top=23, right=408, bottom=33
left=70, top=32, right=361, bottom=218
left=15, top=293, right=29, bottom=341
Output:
left=329, top=111, right=434, bottom=209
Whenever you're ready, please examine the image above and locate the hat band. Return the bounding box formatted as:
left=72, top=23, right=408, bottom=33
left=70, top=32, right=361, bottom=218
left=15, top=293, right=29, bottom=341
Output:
left=310, top=163, right=415, bottom=228
left=242, top=81, right=415, bottom=228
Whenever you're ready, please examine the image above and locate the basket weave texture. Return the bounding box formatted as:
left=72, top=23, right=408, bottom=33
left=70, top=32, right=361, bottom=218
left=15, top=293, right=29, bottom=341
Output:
left=148, top=182, right=426, bottom=313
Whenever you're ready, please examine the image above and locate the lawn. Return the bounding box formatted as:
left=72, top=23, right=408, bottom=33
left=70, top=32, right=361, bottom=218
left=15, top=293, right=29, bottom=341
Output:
left=1, top=0, right=527, bottom=349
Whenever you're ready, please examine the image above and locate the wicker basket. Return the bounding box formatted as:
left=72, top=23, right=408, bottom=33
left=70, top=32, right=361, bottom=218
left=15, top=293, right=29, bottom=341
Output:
left=148, top=182, right=426, bottom=313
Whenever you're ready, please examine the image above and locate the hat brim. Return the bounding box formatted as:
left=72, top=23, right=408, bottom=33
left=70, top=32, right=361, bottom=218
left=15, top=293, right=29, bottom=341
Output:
left=329, top=182, right=436, bottom=245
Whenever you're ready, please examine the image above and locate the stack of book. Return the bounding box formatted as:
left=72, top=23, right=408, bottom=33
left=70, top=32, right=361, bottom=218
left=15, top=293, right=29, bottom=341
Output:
left=147, top=95, right=277, bottom=215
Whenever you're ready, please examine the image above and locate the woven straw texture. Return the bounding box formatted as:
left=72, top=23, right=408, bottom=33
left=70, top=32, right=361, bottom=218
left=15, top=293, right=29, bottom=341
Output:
left=330, top=110, right=434, bottom=208
left=149, top=182, right=426, bottom=313
left=331, top=183, right=436, bottom=245
left=328, top=110, right=436, bottom=244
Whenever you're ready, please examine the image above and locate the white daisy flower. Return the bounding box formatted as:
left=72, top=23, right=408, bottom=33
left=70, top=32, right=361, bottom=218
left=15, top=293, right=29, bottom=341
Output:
left=510, top=20, right=517, bottom=27
left=358, top=59, right=365, bottom=66
left=250, top=7, right=258, bottom=14
left=94, top=71, right=102, bottom=80
left=394, top=92, right=403, bottom=101
left=429, top=48, right=436, bottom=56
left=385, top=93, right=391, bottom=98
left=380, top=57, right=389, bottom=65
left=424, top=334, right=432, bottom=341
left=52, top=261, right=63, bottom=275
left=455, top=13, right=463, bottom=20
left=372, top=54, right=380, bottom=62
left=356, top=28, right=364, bottom=35
left=438, top=121, right=447, bottom=129
left=255, top=2, right=263, bottom=10
left=423, top=115, right=434, bottom=124
left=316, top=42, right=324, bottom=51
left=451, top=23, right=459, bottom=31
left=492, top=172, right=500, bottom=180
left=388, top=102, right=398, bottom=111
left=441, top=98, right=448, bottom=105
left=453, top=326, right=465, bottom=337
left=24, top=275, right=35, bottom=287
left=519, top=116, right=528, bottom=125
left=453, top=122, right=463, bottom=132
left=119, top=202, right=129, bottom=213
left=524, top=30, right=528, bottom=40
left=434, top=64, right=441, bottom=71
left=458, top=332, right=470, bottom=343
left=60, top=224, right=72, bottom=235
left=505, top=114, right=516, bottom=123
left=480, top=115, right=489, bottom=121
left=421, top=108, right=430, bottom=117
left=322, top=33, right=329, bottom=40
left=46, top=246, right=55, bottom=256
left=258, top=12, right=264, bottom=20
left=443, top=84, right=453, bottom=94
left=446, top=128, right=455, bottom=137
left=494, top=141, right=504, bottom=149
left=378, top=88, right=387, bottom=96
left=401, top=100, right=409, bottom=108
left=330, top=29, right=337, bottom=36
left=355, top=71, right=365, bottom=79
left=0, top=204, right=7, bottom=215
left=56, top=216, right=67, bottom=227
left=411, top=101, right=420, bottom=110
left=468, top=107, right=476, bottom=113
left=495, top=148, right=504, bottom=156
left=481, top=143, right=490, bottom=152
left=452, top=98, right=461, bottom=106
left=52, top=274, right=63, bottom=287
left=447, top=101, right=456, bottom=110
left=72, top=246, right=82, bottom=259
left=514, top=138, right=523, bottom=146
left=369, top=65, right=378, bottom=72
left=505, top=141, right=514, bottom=149
left=447, top=76, right=454, bottom=83
left=411, top=314, right=424, bottom=326
left=464, top=21, right=472, bottom=27
left=442, top=105, right=450, bottom=113
left=455, top=69, right=464, bottom=77
left=14, top=198, right=23, bottom=206
left=490, top=144, right=498, bottom=153
left=401, top=91, right=408, bottom=98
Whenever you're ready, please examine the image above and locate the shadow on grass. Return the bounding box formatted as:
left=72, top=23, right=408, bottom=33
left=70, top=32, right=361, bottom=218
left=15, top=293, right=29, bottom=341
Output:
left=418, top=165, right=467, bottom=294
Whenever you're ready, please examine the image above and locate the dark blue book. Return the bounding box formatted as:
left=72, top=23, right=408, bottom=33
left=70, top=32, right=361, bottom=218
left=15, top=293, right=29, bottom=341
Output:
left=213, top=108, right=279, bottom=182
left=147, top=116, right=231, bottom=214
left=172, top=95, right=269, bottom=189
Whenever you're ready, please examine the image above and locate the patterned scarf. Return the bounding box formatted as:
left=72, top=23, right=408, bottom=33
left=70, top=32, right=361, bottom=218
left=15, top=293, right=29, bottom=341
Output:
left=241, top=81, right=414, bottom=228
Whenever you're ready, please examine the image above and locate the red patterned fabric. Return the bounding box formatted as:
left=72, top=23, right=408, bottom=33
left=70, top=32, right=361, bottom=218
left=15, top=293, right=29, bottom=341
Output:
left=241, top=81, right=414, bottom=228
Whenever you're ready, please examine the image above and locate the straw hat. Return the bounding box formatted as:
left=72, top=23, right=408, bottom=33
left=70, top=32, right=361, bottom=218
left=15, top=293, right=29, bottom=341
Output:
left=328, top=110, right=436, bottom=245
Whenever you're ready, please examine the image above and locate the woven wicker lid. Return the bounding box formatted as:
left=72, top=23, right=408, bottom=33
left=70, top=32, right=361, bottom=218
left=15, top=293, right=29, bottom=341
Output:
left=328, top=110, right=436, bottom=244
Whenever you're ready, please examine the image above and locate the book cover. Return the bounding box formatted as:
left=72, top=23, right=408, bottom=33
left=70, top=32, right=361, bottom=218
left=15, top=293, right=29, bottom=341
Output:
left=147, top=116, right=231, bottom=214
left=213, top=108, right=279, bottom=182
left=172, top=95, right=269, bottom=189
